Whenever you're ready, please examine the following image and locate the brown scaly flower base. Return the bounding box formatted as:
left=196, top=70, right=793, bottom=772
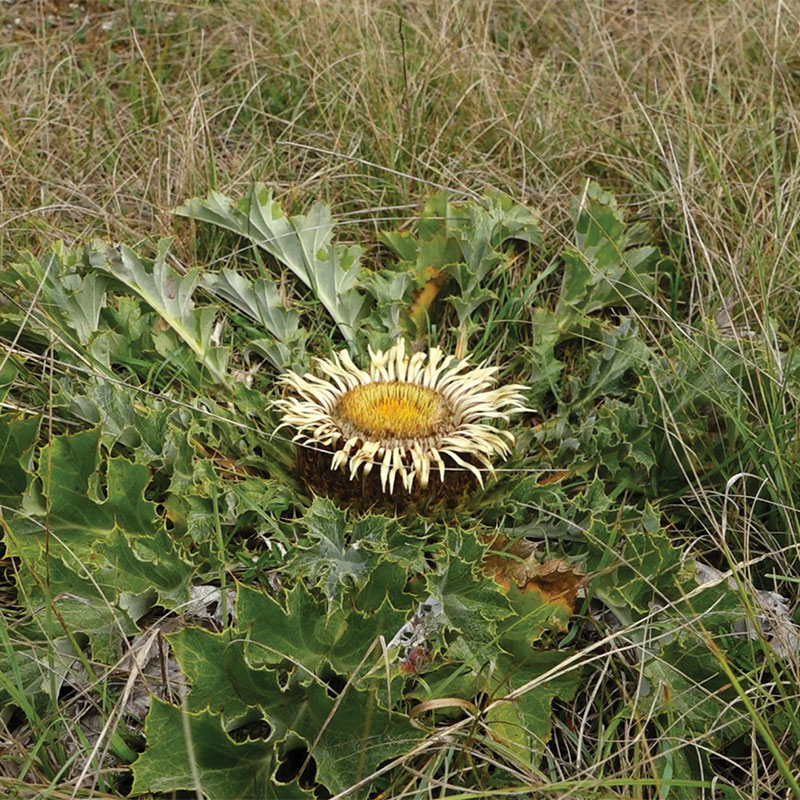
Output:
left=295, top=444, right=480, bottom=513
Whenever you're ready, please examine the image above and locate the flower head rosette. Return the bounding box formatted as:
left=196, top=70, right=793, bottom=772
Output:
left=275, top=341, right=527, bottom=496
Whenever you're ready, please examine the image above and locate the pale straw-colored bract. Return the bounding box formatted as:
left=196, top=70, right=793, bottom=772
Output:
left=274, top=341, right=527, bottom=495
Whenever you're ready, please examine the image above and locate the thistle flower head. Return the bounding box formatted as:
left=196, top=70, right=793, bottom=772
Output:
left=275, top=341, right=527, bottom=496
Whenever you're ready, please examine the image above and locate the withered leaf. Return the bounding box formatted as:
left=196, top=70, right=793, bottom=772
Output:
left=484, top=536, right=583, bottom=615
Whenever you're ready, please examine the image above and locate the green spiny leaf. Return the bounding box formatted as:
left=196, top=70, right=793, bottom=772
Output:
left=94, top=527, right=193, bottom=609
left=296, top=497, right=376, bottom=610
left=87, top=239, right=230, bottom=385
left=287, top=680, right=421, bottom=796
left=12, top=551, right=140, bottom=661
left=168, top=626, right=288, bottom=724
left=12, top=428, right=157, bottom=561
left=643, top=636, right=749, bottom=744
left=237, top=582, right=407, bottom=679
left=175, top=184, right=367, bottom=342
left=0, top=636, right=80, bottom=713
left=0, top=413, right=39, bottom=511
left=427, top=555, right=513, bottom=656
left=203, top=268, right=307, bottom=368
left=486, top=651, right=580, bottom=768
left=131, top=698, right=309, bottom=800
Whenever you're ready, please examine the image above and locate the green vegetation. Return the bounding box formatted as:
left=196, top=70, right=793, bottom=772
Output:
left=2, top=1, right=799, bottom=798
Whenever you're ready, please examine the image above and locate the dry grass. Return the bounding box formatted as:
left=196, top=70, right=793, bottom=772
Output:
left=2, top=1, right=800, bottom=797
left=3, top=0, right=799, bottom=313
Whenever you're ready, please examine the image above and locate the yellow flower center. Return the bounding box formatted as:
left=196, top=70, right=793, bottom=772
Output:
left=337, top=382, right=450, bottom=440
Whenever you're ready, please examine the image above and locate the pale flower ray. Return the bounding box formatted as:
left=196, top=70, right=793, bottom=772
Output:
left=275, top=341, right=528, bottom=495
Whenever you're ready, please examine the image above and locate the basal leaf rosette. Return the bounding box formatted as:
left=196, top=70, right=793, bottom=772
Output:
left=275, top=341, right=526, bottom=500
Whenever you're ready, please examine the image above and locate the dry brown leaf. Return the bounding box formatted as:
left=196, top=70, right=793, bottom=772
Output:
left=408, top=266, right=447, bottom=336
left=484, top=535, right=583, bottom=615
left=537, top=469, right=571, bottom=486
